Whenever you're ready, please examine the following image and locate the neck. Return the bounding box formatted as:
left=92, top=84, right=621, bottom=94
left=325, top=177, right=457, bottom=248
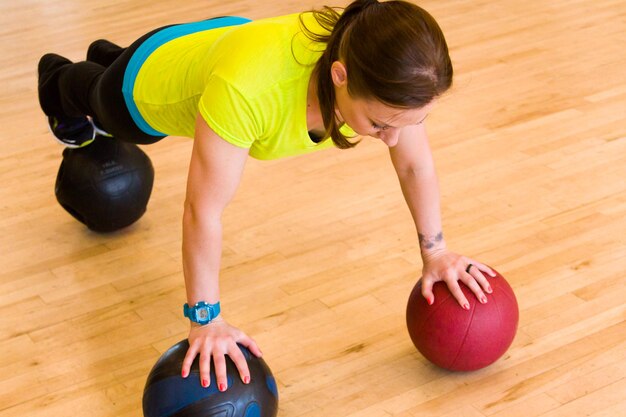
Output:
left=307, top=72, right=326, bottom=135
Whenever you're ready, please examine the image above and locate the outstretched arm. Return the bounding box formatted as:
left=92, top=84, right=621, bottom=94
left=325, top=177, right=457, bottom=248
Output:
left=181, top=113, right=261, bottom=391
left=388, top=123, right=495, bottom=308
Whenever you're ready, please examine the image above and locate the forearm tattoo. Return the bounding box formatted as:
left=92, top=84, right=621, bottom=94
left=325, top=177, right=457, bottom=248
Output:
left=418, top=232, right=444, bottom=250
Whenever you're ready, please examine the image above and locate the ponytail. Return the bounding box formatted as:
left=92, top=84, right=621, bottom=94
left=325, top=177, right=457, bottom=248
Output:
left=301, top=0, right=379, bottom=149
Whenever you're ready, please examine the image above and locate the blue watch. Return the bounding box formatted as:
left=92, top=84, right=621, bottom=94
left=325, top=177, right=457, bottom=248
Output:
left=183, top=301, right=221, bottom=325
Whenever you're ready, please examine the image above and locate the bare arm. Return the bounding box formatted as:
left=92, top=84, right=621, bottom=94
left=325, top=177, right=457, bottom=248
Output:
left=182, top=114, right=249, bottom=306
left=389, top=124, right=494, bottom=307
left=388, top=123, right=446, bottom=256
left=181, top=114, right=260, bottom=391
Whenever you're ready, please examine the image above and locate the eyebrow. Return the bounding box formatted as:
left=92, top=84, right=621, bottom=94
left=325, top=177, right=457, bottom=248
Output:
left=371, top=114, right=429, bottom=129
left=371, top=119, right=396, bottom=129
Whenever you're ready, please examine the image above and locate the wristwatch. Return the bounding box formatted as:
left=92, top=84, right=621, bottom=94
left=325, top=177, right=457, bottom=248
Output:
left=183, top=301, right=221, bottom=325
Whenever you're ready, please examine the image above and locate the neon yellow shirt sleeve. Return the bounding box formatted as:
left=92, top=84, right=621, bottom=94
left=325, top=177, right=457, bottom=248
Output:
left=198, top=74, right=260, bottom=149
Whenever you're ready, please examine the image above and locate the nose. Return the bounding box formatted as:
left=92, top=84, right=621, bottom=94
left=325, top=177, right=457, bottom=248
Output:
left=379, top=129, right=400, bottom=147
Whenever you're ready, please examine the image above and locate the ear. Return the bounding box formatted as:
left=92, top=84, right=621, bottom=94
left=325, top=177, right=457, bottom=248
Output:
left=330, top=61, right=348, bottom=88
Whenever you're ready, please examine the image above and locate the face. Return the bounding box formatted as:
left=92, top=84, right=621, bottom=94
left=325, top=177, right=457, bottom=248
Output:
left=331, top=61, right=434, bottom=147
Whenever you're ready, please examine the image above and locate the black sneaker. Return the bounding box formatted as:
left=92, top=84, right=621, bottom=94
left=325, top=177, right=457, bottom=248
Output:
left=90, top=117, right=114, bottom=138
left=48, top=115, right=96, bottom=148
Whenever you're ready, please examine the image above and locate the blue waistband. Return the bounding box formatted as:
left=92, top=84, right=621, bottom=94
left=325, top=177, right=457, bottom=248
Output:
left=122, top=16, right=252, bottom=137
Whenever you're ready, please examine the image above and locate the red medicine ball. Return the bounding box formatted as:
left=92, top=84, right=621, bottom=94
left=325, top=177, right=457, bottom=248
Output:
left=406, top=268, right=518, bottom=371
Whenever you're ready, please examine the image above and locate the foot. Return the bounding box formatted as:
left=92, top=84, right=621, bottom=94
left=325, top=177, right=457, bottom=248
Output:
left=47, top=115, right=95, bottom=148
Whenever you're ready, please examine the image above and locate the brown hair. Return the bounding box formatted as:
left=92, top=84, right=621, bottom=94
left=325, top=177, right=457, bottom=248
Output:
left=300, top=0, right=453, bottom=148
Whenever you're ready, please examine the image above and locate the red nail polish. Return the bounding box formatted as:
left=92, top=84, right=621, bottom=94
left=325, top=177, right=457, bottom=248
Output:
left=219, top=383, right=226, bottom=392
left=487, top=286, right=493, bottom=293
left=202, top=379, right=209, bottom=387
left=427, top=296, right=434, bottom=305
left=480, top=296, right=487, bottom=304
left=463, top=303, right=470, bottom=310
left=244, top=376, right=250, bottom=384
left=181, top=370, right=188, bottom=378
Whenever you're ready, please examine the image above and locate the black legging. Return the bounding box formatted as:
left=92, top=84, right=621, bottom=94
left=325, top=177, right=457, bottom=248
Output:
left=38, top=26, right=172, bottom=144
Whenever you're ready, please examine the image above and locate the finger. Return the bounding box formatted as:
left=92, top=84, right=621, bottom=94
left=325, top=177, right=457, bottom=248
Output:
left=229, top=342, right=251, bottom=384
left=198, top=347, right=213, bottom=388
left=446, top=279, right=470, bottom=310
left=460, top=272, right=487, bottom=304
left=467, top=264, right=492, bottom=294
left=213, top=351, right=228, bottom=392
left=238, top=334, right=263, bottom=358
left=181, top=343, right=199, bottom=379
left=420, top=278, right=435, bottom=305
left=470, top=260, right=496, bottom=278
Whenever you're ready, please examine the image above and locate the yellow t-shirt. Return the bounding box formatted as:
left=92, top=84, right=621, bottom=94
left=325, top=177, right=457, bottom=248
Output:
left=129, top=13, right=355, bottom=160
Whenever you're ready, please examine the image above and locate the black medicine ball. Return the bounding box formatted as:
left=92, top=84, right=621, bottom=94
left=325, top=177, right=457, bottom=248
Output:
left=55, top=138, right=154, bottom=232
left=143, top=340, right=279, bottom=417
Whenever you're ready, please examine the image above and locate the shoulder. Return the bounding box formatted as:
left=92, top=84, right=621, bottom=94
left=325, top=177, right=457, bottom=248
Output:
left=213, top=14, right=300, bottom=63
left=210, top=13, right=324, bottom=89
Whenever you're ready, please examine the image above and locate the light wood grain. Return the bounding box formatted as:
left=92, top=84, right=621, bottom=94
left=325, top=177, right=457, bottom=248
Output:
left=1, top=1, right=625, bottom=416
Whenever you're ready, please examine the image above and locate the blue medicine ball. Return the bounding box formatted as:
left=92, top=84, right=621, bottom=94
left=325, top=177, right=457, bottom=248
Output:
left=143, top=340, right=279, bottom=417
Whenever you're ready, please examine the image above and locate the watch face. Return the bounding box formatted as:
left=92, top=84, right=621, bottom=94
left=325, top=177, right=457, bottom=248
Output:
left=197, top=307, right=209, bottom=321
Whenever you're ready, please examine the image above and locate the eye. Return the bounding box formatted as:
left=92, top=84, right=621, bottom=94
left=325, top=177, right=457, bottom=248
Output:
left=372, top=122, right=389, bottom=131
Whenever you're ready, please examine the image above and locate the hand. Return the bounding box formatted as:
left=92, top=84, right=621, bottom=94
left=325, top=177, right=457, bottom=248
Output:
left=420, top=249, right=496, bottom=309
left=181, top=317, right=263, bottom=391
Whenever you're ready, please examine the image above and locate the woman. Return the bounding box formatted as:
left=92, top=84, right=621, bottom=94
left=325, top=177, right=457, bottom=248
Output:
left=37, top=0, right=495, bottom=392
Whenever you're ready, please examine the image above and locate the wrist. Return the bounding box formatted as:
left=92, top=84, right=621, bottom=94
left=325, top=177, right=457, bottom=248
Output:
left=421, top=247, right=448, bottom=263
left=183, top=300, right=221, bottom=325
left=190, top=315, right=224, bottom=328
left=418, top=232, right=446, bottom=256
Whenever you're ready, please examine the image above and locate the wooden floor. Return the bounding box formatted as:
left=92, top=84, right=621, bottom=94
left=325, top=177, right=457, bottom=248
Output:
left=1, top=0, right=625, bottom=416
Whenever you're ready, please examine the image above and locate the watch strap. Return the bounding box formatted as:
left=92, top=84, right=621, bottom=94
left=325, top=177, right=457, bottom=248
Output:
left=183, top=301, right=221, bottom=325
